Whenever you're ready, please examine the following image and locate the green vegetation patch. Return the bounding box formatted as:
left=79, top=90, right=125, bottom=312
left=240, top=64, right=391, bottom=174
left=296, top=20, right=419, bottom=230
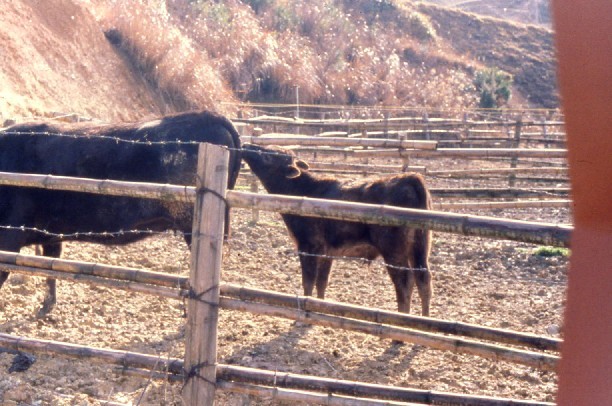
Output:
left=532, top=246, right=570, bottom=258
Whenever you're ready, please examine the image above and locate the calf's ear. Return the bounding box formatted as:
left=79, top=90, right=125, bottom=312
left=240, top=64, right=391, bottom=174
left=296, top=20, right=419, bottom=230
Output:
left=286, top=165, right=302, bottom=179
left=295, top=159, right=310, bottom=170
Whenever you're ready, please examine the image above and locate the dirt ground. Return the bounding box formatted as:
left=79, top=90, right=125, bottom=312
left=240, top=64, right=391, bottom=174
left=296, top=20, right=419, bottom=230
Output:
left=0, top=153, right=569, bottom=405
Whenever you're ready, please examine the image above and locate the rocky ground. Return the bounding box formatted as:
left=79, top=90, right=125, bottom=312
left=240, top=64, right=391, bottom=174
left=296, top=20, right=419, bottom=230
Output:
left=0, top=155, right=569, bottom=405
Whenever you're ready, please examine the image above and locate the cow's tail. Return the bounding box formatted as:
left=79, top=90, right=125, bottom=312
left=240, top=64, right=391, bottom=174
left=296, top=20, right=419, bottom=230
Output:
left=219, top=116, right=242, bottom=240
left=400, top=174, right=432, bottom=269
left=396, top=173, right=431, bottom=211
left=413, top=173, right=432, bottom=211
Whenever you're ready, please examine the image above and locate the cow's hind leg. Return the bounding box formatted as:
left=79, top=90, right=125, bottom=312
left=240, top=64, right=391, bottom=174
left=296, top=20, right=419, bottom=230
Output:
left=36, top=243, right=62, bottom=318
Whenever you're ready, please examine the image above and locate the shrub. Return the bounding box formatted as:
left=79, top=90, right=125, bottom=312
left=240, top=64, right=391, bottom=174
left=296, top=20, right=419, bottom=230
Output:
left=474, top=67, right=513, bottom=108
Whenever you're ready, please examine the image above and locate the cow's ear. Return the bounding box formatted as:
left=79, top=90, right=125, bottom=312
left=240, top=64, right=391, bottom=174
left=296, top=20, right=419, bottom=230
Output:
left=295, top=159, right=310, bottom=170
left=286, top=165, right=302, bottom=179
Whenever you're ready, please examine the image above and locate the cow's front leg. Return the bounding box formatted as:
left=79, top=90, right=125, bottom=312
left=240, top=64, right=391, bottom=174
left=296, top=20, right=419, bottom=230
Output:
left=37, top=278, right=56, bottom=318
left=315, top=256, right=333, bottom=299
left=0, top=271, right=8, bottom=290
left=37, top=243, right=62, bottom=318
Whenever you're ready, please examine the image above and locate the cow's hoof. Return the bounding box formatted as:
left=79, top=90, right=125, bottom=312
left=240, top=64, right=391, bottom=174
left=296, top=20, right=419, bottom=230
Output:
left=36, top=300, right=55, bottom=318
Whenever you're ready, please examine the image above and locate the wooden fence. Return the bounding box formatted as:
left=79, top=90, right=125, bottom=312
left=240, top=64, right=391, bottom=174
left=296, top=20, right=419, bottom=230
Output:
left=0, top=144, right=568, bottom=405
left=240, top=135, right=567, bottom=159
left=233, top=108, right=566, bottom=149
left=238, top=134, right=569, bottom=194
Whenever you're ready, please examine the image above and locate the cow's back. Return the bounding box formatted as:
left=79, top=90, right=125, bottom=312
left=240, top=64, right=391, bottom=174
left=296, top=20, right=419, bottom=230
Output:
left=0, top=110, right=242, bottom=186
left=0, top=131, right=177, bottom=183
left=126, top=111, right=242, bottom=188
left=336, top=173, right=431, bottom=210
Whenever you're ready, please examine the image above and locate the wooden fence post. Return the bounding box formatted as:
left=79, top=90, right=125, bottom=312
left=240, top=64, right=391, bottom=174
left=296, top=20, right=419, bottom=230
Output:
left=423, top=111, right=431, bottom=140
left=182, top=143, right=229, bottom=406
left=399, top=134, right=410, bottom=172
left=250, top=177, right=260, bottom=223
left=462, top=112, right=469, bottom=146
left=383, top=112, right=389, bottom=138
left=508, top=117, right=522, bottom=186
left=542, top=115, right=549, bottom=148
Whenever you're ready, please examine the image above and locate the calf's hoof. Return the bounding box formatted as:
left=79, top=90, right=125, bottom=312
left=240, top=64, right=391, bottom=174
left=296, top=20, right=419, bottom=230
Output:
left=36, top=298, right=56, bottom=318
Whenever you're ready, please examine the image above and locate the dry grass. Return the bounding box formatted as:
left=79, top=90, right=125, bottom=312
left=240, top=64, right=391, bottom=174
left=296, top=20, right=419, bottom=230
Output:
left=91, top=0, right=237, bottom=115
left=81, top=0, right=553, bottom=111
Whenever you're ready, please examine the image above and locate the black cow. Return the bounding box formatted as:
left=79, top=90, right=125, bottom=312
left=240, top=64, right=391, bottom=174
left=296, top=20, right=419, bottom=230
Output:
left=242, top=144, right=433, bottom=316
left=0, top=110, right=241, bottom=316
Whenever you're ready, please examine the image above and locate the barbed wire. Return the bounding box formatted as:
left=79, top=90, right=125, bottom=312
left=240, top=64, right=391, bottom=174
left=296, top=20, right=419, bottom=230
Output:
left=0, top=224, right=426, bottom=273
left=0, top=130, right=226, bottom=146
left=0, top=221, right=568, bottom=287
left=224, top=233, right=569, bottom=287
left=0, top=224, right=183, bottom=241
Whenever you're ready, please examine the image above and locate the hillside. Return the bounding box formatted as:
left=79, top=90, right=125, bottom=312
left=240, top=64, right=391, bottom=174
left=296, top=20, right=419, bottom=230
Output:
left=0, top=0, right=165, bottom=122
left=0, top=0, right=558, bottom=123
left=423, top=0, right=552, bottom=26
left=416, top=2, right=558, bottom=107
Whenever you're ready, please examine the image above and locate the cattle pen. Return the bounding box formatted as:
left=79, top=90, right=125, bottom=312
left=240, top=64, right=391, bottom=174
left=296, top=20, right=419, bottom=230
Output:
left=0, top=133, right=570, bottom=405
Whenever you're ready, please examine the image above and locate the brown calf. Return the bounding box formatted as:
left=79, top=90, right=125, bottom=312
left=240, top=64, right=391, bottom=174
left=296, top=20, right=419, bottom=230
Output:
left=242, top=144, right=433, bottom=316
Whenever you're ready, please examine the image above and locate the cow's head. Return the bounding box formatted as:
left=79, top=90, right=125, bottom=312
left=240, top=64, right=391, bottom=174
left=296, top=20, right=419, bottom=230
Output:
left=242, top=144, right=310, bottom=182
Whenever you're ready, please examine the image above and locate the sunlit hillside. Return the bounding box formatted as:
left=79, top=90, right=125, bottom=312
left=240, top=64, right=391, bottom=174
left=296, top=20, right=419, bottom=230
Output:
left=87, top=0, right=557, bottom=110
left=0, top=0, right=558, bottom=122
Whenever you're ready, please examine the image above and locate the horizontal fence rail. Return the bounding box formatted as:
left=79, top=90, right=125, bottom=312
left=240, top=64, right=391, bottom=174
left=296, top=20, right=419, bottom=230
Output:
left=428, top=188, right=570, bottom=199
left=0, top=172, right=572, bottom=247
left=427, top=167, right=568, bottom=176
left=0, top=250, right=561, bottom=352
left=0, top=171, right=195, bottom=202
left=435, top=200, right=571, bottom=210
left=353, top=148, right=567, bottom=159
left=0, top=333, right=554, bottom=406
left=228, top=191, right=572, bottom=247
left=234, top=115, right=565, bottom=129
left=241, top=135, right=438, bottom=150
left=287, top=147, right=568, bottom=160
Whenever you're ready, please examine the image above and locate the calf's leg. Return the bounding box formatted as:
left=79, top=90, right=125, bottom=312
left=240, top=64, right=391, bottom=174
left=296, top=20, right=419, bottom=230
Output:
left=298, top=250, right=332, bottom=298
left=412, top=229, right=432, bottom=317
left=36, top=243, right=62, bottom=318
left=298, top=252, right=318, bottom=296
left=375, top=229, right=416, bottom=313
left=386, top=263, right=416, bottom=314
left=378, top=228, right=431, bottom=315
left=314, top=257, right=333, bottom=299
